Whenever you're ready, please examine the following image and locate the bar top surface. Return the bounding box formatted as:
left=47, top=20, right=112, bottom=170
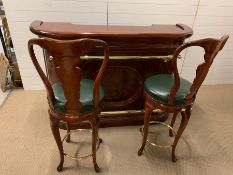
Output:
left=30, top=20, right=193, bottom=39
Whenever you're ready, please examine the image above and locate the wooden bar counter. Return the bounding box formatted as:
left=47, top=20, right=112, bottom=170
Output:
left=30, top=20, right=193, bottom=128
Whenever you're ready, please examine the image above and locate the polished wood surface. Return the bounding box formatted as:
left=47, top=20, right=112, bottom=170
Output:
left=138, top=35, right=229, bottom=162
left=30, top=20, right=193, bottom=127
left=28, top=38, right=110, bottom=172
left=30, top=20, right=192, bottom=38
left=30, top=21, right=192, bottom=56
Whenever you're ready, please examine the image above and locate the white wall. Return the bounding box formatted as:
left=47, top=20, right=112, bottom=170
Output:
left=2, top=0, right=233, bottom=90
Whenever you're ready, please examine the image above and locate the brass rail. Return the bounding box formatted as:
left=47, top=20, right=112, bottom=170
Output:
left=81, top=55, right=181, bottom=61
left=101, top=109, right=162, bottom=116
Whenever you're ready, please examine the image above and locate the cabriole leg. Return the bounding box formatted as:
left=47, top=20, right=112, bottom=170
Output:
left=90, top=117, right=100, bottom=173
left=138, top=102, right=153, bottom=156
left=169, top=112, right=178, bottom=137
left=171, top=107, right=191, bottom=162
left=50, top=117, right=64, bottom=172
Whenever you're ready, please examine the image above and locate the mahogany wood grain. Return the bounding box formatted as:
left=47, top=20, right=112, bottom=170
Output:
left=138, top=35, right=229, bottom=162
left=28, top=38, right=109, bottom=172
left=30, top=20, right=193, bottom=127
left=30, top=21, right=192, bottom=39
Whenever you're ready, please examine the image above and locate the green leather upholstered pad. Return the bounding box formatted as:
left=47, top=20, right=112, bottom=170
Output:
left=144, top=74, right=192, bottom=105
left=52, top=78, right=104, bottom=114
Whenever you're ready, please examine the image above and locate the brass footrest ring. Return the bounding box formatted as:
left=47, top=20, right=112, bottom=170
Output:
left=141, top=121, right=176, bottom=148
left=61, top=129, right=101, bottom=160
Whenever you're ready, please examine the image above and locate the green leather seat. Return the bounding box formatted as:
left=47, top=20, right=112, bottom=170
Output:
left=144, top=74, right=192, bottom=105
left=52, top=78, right=105, bottom=114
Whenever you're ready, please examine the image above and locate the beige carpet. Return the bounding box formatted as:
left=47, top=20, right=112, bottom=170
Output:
left=0, top=85, right=233, bottom=175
